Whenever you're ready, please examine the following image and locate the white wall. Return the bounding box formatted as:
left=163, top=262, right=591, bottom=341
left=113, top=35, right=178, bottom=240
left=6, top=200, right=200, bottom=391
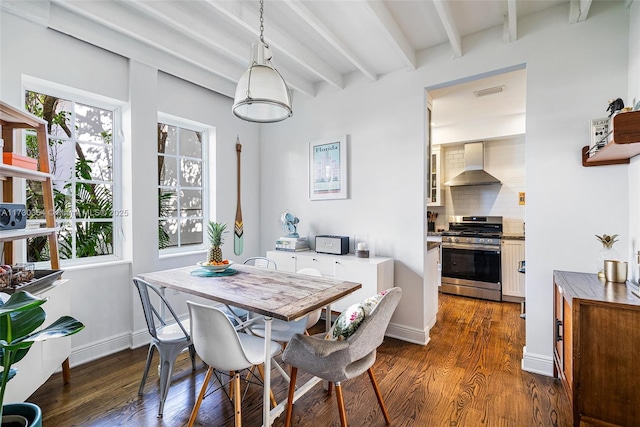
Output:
left=0, top=11, right=262, bottom=365
left=628, top=1, right=640, bottom=285
left=260, top=1, right=631, bottom=373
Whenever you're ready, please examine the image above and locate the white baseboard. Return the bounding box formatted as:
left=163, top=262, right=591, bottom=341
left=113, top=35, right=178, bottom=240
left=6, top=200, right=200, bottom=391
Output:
left=385, top=321, right=430, bottom=345
left=69, top=332, right=132, bottom=367
left=68, top=314, right=191, bottom=368
left=521, top=346, right=554, bottom=377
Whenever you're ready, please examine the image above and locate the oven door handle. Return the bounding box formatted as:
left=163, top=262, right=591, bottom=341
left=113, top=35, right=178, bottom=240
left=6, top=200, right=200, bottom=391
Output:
left=442, top=243, right=501, bottom=252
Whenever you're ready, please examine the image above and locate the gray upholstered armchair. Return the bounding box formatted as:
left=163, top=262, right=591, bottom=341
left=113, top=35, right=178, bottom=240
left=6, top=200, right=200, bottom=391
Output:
left=281, top=287, right=402, bottom=426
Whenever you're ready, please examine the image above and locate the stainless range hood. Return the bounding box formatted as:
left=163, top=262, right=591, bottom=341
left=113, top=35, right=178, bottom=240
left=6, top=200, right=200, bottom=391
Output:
left=444, top=142, right=501, bottom=187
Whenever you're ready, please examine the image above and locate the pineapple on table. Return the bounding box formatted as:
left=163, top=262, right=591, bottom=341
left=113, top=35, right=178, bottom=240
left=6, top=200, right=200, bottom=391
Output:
left=207, top=221, right=228, bottom=265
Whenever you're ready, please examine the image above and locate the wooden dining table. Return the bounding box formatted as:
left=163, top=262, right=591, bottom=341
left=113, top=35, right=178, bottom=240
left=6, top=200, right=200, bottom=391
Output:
left=137, top=262, right=362, bottom=426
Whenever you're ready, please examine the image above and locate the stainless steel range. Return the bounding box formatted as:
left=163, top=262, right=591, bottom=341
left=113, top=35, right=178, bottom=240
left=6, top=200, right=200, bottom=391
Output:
left=440, top=216, right=503, bottom=301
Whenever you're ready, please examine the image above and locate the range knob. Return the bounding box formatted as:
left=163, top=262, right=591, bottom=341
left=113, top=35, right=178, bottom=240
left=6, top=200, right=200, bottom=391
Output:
left=465, top=237, right=472, bottom=243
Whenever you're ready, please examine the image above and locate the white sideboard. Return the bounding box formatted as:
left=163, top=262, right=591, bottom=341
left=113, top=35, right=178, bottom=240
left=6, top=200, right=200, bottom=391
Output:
left=265, top=251, right=394, bottom=313
left=4, top=280, right=71, bottom=403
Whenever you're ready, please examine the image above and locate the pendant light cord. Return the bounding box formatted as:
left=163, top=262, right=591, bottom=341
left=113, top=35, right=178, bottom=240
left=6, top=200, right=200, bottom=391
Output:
left=259, top=0, right=267, bottom=47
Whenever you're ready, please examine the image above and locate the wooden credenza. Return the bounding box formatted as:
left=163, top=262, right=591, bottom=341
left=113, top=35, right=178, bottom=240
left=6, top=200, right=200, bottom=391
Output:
left=553, top=270, right=640, bottom=426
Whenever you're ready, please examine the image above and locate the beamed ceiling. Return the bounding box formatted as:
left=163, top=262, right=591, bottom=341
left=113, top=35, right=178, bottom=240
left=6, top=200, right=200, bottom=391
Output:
left=1, top=0, right=631, bottom=100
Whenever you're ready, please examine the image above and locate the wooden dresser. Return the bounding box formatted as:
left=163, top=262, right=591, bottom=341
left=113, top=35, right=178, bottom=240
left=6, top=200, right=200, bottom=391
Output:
left=553, top=270, right=640, bottom=426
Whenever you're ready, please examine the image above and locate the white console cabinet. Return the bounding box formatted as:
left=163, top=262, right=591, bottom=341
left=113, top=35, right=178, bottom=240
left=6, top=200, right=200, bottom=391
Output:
left=4, top=280, right=71, bottom=403
left=265, top=251, right=394, bottom=312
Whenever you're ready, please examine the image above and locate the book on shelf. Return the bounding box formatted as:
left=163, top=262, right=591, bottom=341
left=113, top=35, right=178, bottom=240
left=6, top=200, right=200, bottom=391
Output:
left=275, top=247, right=311, bottom=252
left=275, top=237, right=310, bottom=251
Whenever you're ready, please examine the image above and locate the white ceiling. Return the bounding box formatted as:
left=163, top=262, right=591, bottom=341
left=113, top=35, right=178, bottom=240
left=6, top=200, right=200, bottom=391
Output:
left=2, top=0, right=612, bottom=101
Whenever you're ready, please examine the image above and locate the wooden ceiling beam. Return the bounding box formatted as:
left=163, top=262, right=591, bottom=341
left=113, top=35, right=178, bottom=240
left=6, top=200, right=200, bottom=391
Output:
left=363, top=1, right=416, bottom=71
left=503, top=0, right=517, bottom=43
left=569, top=0, right=593, bottom=24
left=282, top=0, right=377, bottom=81
left=204, top=0, right=343, bottom=91
left=432, top=0, right=462, bottom=58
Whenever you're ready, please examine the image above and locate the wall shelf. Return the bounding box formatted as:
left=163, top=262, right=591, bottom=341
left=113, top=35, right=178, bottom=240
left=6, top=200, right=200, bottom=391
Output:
left=582, top=110, right=640, bottom=166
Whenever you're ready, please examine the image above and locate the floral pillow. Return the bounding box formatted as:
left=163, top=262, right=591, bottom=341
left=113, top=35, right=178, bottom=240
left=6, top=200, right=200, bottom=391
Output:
left=324, top=289, right=390, bottom=341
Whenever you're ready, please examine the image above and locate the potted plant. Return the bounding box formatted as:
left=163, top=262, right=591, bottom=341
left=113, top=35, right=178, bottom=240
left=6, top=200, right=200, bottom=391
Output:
left=0, top=291, right=85, bottom=427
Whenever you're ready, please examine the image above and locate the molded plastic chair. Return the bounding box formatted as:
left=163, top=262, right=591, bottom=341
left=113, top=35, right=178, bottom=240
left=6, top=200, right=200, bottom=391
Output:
left=243, top=256, right=278, bottom=269
left=133, top=278, right=196, bottom=418
left=186, top=301, right=282, bottom=427
left=248, top=268, right=323, bottom=341
left=282, top=287, right=402, bottom=427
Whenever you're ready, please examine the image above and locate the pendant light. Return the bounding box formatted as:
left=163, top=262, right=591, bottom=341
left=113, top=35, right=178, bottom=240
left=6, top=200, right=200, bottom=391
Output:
left=232, top=0, right=292, bottom=123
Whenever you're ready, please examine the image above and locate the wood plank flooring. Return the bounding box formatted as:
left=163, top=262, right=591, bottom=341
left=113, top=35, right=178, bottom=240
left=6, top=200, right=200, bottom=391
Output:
left=29, top=293, right=572, bottom=426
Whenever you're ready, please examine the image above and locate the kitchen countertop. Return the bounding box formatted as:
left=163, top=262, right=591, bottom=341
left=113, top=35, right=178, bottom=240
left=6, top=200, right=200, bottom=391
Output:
left=502, top=235, right=525, bottom=240
left=427, top=241, right=440, bottom=251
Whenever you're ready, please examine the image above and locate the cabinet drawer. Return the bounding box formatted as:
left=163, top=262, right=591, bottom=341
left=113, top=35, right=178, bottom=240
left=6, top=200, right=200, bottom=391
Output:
left=295, top=255, right=335, bottom=277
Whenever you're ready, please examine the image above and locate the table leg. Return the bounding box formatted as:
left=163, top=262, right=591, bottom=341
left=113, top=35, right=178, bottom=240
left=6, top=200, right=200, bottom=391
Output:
left=325, top=303, right=332, bottom=331
left=263, top=316, right=272, bottom=427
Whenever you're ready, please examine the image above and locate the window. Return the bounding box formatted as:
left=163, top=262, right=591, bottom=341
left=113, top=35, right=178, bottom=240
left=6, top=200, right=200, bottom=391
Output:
left=24, top=89, right=120, bottom=263
left=157, top=120, right=205, bottom=251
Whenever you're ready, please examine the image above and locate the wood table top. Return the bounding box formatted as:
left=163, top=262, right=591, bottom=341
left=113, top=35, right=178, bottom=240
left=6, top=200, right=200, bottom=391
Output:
left=138, top=264, right=362, bottom=321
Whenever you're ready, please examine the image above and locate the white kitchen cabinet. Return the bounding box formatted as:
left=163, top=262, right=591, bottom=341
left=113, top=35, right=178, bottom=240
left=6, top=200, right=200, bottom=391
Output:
left=266, top=251, right=394, bottom=312
left=427, top=145, right=442, bottom=206
left=501, top=239, right=525, bottom=299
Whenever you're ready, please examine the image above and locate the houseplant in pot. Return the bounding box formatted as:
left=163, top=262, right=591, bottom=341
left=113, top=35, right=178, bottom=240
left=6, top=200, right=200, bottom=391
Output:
left=0, top=291, right=85, bottom=427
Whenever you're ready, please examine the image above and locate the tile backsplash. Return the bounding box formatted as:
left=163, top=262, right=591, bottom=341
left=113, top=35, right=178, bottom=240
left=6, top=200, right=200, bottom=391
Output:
left=430, top=137, right=526, bottom=235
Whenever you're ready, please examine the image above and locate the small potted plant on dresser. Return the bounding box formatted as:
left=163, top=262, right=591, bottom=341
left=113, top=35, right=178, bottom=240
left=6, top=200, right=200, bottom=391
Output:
left=0, top=291, right=85, bottom=427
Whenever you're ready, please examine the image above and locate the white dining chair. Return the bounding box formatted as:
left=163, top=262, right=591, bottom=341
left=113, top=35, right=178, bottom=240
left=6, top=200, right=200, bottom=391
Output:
left=247, top=267, right=323, bottom=342
left=186, top=301, right=282, bottom=427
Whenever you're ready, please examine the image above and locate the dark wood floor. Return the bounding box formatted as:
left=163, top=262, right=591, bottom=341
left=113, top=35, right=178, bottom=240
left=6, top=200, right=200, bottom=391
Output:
left=29, top=293, right=572, bottom=426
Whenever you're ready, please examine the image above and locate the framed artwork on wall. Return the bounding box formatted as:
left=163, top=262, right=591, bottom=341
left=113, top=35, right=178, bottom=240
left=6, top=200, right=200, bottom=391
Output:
left=309, top=135, right=348, bottom=200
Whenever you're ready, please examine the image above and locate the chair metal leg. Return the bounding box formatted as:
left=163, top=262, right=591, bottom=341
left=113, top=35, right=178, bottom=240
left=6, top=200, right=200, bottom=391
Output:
left=189, top=344, right=197, bottom=371
left=335, top=382, right=348, bottom=427
left=187, top=366, right=213, bottom=427
left=284, top=367, right=298, bottom=427
left=157, top=357, right=177, bottom=417
left=234, top=373, right=242, bottom=427
left=138, top=344, right=156, bottom=395
left=367, top=368, right=390, bottom=425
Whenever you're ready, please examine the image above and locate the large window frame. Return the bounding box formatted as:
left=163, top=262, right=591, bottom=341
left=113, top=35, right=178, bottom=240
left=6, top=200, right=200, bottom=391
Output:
left=157, top=113, right=210, bottom=255
left=23, top=78, right=124, bottom=267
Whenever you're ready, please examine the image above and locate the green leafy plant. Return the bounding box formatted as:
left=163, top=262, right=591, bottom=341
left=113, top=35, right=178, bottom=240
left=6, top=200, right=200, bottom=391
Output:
left=0, top=291, right=85, bottom=419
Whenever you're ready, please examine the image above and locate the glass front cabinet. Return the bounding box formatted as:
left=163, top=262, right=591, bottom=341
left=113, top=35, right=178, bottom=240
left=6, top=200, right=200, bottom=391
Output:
left=428, top=145, right=442, bottom=206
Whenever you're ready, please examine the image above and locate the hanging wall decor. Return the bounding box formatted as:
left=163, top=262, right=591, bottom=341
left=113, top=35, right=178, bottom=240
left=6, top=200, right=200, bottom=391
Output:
left=234, top=136, right=244, bottom=255
left=309, top=135, right=348, bottom=200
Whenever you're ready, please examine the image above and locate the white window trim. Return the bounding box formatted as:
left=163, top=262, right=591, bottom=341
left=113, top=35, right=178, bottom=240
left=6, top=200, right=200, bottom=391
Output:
left=157, top=112, right=213, bottom=256
left=22, top=76, right=125, bottom=267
